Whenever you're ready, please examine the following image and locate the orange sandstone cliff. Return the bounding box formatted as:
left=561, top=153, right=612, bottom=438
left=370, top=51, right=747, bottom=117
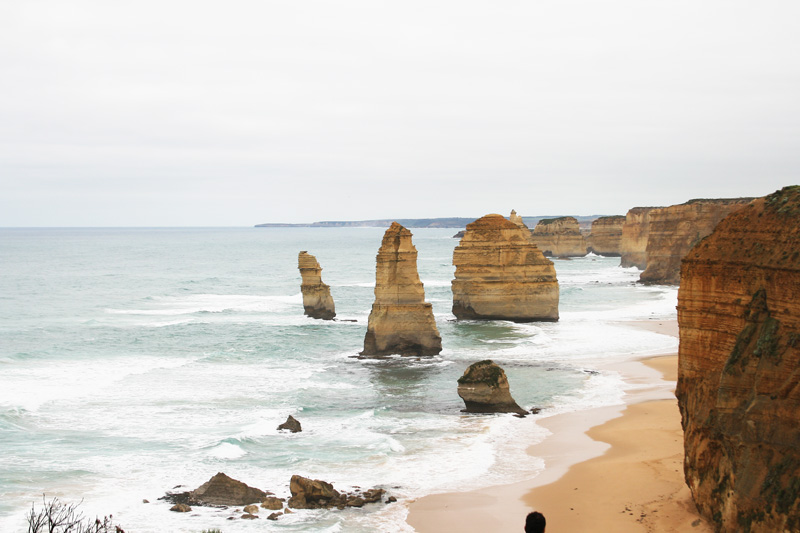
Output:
left=530, top=216, right=588, bottom=257
left=640, top=198, right=755, bottom=284
left=620, top=206, right=657, bottom=269
left=452, top=214, right=559, bottom=322
left=676, top=186, right=800, bottom=532
left=586, top=215, right=625, bottom=256
left=362, top=222, right=442, bottom=356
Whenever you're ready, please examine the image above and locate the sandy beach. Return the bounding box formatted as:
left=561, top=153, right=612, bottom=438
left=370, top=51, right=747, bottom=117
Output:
left=407, top=320, right=712, bottom=532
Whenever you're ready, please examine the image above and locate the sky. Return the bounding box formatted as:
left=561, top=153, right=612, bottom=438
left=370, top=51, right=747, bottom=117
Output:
left=1, top=0, right=798, bottom=226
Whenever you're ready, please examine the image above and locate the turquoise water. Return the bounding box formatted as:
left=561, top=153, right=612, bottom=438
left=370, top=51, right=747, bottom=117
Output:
left=0, top=227, right=677, bottom=532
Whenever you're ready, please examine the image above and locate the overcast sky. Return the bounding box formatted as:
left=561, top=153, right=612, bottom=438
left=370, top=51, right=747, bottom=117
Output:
left=1, top=1, right=798, bottom=226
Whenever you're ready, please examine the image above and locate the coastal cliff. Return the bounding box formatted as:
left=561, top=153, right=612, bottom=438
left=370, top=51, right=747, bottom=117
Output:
left=620, top=207, right=657, bottom=269
left=586, top=215, right=625, bottom=256
left=362, top=222, right=442, bottom=356
left=298, top=252, right=336, bottom=320
left=676, top=186, right=800, bottom=532
left=640, top=198, right=755, bottom=284
left=530, top=216, right=588, bottom=257
left=452, top=214, right=559, bottom=322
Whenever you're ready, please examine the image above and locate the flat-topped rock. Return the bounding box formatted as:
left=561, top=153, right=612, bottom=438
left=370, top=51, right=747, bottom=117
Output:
left=620, top=206, right=658, bottom=269
left=586, top=215, right=625, bottom=256
left=530, top=216, right=587, bottom=257
left=452, top=214, right=559, bottom=322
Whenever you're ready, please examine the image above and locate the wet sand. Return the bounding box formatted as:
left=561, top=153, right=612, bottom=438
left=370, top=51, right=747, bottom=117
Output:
left=407, top=320, right=711, bottom=532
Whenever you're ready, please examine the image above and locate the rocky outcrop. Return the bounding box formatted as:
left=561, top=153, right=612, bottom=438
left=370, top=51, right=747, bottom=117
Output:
left=640, top=198, right=755, bottom=284
left=619, top=207, right=657, bottom=269
left=261, top=496, right=285, bottom=510
left=277, top=415, right=302, bottom=433
left=457, top=360, right=527, bottom=415
left=452, top=214, right=559, bottom=322
left=676, top=186, right=800, bottom=532
left=586, top=215, right=625, bottom=256
left=298, top=251, right=336, bottom=320
left=361, top=222, right=442, bottom=356
left=162, top=473, right=268, bottom=507
left=530, top=216, right=588, bottom=257
left=287, top=475, right=386, bottom=510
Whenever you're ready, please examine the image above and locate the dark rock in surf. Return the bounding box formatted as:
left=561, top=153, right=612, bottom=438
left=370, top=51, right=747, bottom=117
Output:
left=457, top=360, right=528, bottom=416
left=277, top=415, right=302, bottom=433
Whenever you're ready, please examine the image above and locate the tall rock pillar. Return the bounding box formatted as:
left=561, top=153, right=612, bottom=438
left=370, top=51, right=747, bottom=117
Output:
left=361, top=223, right=442, bottom=356
left=298, top=251, right=336, bottom=320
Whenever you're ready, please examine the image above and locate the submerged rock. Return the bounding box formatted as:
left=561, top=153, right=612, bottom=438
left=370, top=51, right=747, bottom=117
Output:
left=457, top=360, right=527, bottom=415
left=170, top=503, right=191, bottom=513
left=277, top=415, right=302, bottom=433
left=298, top=251, right=336, bottom=320
left=361, top=222, right=442, bottom=356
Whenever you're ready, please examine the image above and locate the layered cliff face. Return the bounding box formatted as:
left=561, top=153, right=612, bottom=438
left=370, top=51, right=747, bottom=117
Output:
left=362, top=222, right=442, bottom=356
left=619, top=207, right=657, bottom=269
left=676, top=186, right=800, bottom=532
left=640, top=198, right=755, bottom=284
left=530, top=216, right=587, bottom=257
left=586, top=215, right=625, bottom=256
left=298, top=251, right=336, bottom=320
left=452, top=214, right=559, bottom=322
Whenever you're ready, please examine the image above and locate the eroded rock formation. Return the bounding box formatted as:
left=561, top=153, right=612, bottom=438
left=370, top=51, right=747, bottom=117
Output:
left=587, top=215, right=625, bottom=256
left=361, top=222, right=442, bottom=356
left=619, top=207, right=657, bottom=269
left=452, top=214, right=559, bottom=322
left=162, top=472, right=268, bottom=507
left=298, top=251, right=336, bottom=320
left=530, top=216, right=588, bottom=257
left=640, top=198, right=755, bottom=284
left=676, top=186, right=800, bottom=532
left=277, top=415, right=302, bottom=433
left=457, top=360, right=527, bottom=415
left=287, top=475, right=386, bottom=510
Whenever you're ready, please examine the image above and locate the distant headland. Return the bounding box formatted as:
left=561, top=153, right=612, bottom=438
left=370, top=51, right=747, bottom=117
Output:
left=255, top=215, right=604, bottom=229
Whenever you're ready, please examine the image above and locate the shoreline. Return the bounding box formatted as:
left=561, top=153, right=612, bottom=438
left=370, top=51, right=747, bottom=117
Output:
left=406, top=319, right=710, bottom=532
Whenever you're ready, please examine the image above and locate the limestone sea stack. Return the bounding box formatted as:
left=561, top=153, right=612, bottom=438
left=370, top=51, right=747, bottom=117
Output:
left=530, top=216, right=588, bottom=257
left=640, top=197, right=755, bottom=284
left=298, top=251, right=336, bottom=320
left=361, top=222, right=442, bottom=356
left=586, top=215, right=625, bottom=256
left=676, top=186, right=800, bottom=532
left=452, top=214, right=559, bottom=322
left=619, top=206, right=657, bottom=269
left=457, top=360, right=527, bottom=415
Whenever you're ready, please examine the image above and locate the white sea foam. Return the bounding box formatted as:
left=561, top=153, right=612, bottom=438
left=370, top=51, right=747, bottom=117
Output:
left=208, top=442, right=246, bottom=459
left=0, top=228, right=684, bottom=533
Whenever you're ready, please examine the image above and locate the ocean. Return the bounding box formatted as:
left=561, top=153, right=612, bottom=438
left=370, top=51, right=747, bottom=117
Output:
left=0, top=227, right=678, bottom=532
